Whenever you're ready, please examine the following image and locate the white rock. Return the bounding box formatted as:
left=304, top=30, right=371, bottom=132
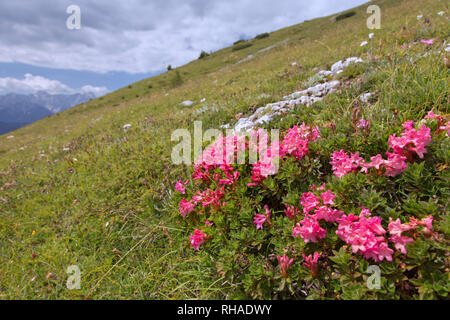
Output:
left=180, top=100, right=194, bottom=107
left=360, top=41, right=369, bottom=47
left=359, top=92, right=373, bottom=103
left=330, top=57, right=363, bottom=74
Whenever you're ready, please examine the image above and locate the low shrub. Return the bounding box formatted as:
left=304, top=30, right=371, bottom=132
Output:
left=232, top=42, right=253, bottom=51
left=336, top=11, right=356, bottom=21
left=255, top=32, right=270, bottom=40
left=199, top=50, right=210, bottom=59
left=172, top=112, right=450, bottom=299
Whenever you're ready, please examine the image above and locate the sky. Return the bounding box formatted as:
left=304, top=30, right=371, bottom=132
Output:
left=0, top=0, right=369, bottom=97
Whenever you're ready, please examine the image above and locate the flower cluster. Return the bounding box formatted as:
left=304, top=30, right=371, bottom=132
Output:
left=332, top=119, right=432, bottom=178
left=388, top=215, right=434, bottom=254
left=189, top=229, right=207, bottom=251
left=336, top=207, right=393, bottom=262
left=293, top=189, right=343, bottom=242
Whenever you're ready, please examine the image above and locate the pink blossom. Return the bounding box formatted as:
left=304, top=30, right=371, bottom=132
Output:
left=179, top=199, right=195, bottom=217
left=419, top=215, right=433, bottom=234
left=189, top=229, right=206, bottom=251
left=254, top=205, right=271, bottom=230
left=300, top=192, right=320, bottom=214
left=361, top=154, right=385, bottom=174
left=425, top=109, right=440, bottom=120
left=315, top=206, right=344, bottom=223
left=440, top=122, right=450, bottom=135
left=330, top=150, right=363, bottom=178
left=277, top=254, right=294, bottom=278
left=284, top=204, right=300, bottom=220
left=357, top=119, right=370, bottom=129
left=336, top=208, right=393, bottom=262
left=175, top=179, right=189, bottom=194
left=205, top=220, right=213, bottom=226
left=321, top=190, right=336, bottom=205
left=292, top=216, right=327, bottom=243
left=384, top=152, right=408, bottom=177
left=420, top=38, right=435, bottom=45
left=302, top=252, right=321, bottom=270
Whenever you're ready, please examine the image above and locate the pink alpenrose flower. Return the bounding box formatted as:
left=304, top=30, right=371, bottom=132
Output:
left=254, top=205, right=271, bottom=230
left=277, top=254, right=294, bottom=278
left=189, top=229, right=207, bottom=251
left=303, top=252, right=321, bottom=277
left=175, top=179, right=189, bottom=194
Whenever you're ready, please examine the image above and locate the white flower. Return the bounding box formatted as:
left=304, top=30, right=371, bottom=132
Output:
left=6, top=135, right=14, bottom=139
left=63, top=147, right=70, bottom=152
left=200, top=98, right=206, bottom=103
left=291, top=62, right=297, bottom=67
left=369, top=33, right=374, bottom=39
left=123, top=124, right=132, bottom=130
left=417, top=15, right=423, bottom=20
left=360, top=41, right=368, bottom=47
left=445, top=46, right=450, bottom=52
left=437, top=11, right=445, bottom=16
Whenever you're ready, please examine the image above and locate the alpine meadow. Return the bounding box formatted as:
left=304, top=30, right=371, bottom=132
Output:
left=0, top=0, right=449, bottom=300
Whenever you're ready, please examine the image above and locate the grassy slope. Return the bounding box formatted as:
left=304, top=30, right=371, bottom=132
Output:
left=0, top=0, right=448, bottom=299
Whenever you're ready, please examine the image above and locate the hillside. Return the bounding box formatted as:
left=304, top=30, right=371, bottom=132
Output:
left=0, top=0, right=449, bottom=299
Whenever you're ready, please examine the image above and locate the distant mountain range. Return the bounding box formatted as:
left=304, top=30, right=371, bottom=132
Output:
left=0, top=91, right=95, bottom=134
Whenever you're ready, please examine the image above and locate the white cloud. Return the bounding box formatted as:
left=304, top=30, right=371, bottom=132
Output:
left=0, top=0, right=369, bottom=74
left=0, top=74, right=108, bottom=96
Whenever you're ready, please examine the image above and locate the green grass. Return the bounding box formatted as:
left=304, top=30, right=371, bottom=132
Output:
left=0, top=0, right=449, bottom=299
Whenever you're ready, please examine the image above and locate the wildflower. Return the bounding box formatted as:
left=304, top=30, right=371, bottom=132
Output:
left=357, top=119, right=370, bottom=129
left=205, top=220, right=213, bottom=226
left=300, top=192, right=320, bottom=214
left=302, top=252, right=321, bottom=271
left=420, top=38, right=435, bottom=45
left=360, top=41, right=368, bottom=47
left=254, top=205, right=271, bottom=230
left=384, top=152, right=408, bottom=177
left=321, top=190, right=335, bottom=205
left=437, top=11, right=445, bottom=16
left=336, top=208, right=393, bottom=262
left=361, top=154, right=385, bottom=174
left=315, top=206, right=343, bottom=223
left=292, top=216, right=327, bottom=243
left=189, top=229, right=206, bottom=251
left=179, top=199, right=195, bottom=217
left=175, top=179, right=189, bottom=194
left=330, top=150, right=363, bottom=178
left=284, top=204, right=300, bottom=220
left=277, top=254, right=294, bottom=278
left=369, top=33, right=374, bottom=39
left=417, top=14, right=423, bottom=20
